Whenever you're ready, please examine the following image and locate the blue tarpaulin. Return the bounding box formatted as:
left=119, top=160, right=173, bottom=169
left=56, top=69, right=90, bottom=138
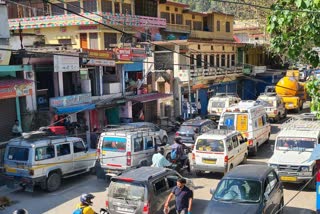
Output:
left=124, top=61, right=143, bottom=72
left=54, top=104, right=95, bottom=115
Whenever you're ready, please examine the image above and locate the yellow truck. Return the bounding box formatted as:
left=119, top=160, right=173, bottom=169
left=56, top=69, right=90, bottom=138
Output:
left=275, top=70, right=307, bottom=113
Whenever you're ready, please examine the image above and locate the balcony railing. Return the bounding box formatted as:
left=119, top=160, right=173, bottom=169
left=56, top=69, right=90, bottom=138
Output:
left=9, top=12, right=166, bottom=30
left=190, top=66, right=243, bottom=77
left=164, top=24, right=191, bottom=33
left=189, top=30, right=234, bottom=40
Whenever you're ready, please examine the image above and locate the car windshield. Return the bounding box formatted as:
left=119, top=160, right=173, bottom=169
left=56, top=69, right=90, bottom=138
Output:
left=179, top=125, right=198, bottom=133
left=109, top=181, right=145, bottom=201
left=214, top=179, right=261, bottom=203
left=276, top=137, right=316, bottom=152
left=212, top=101, right=226, bottom=108
left=102, top=137, right=126, bottom=152
left=196, top=139, right=224, bottom=152
left=7, top=147, right=29, bottom=161
left=257, top=98, right=275, bottom=107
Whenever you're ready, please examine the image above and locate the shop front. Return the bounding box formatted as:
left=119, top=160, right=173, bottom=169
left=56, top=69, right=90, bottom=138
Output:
left=49, top=93, right=95, bottom=142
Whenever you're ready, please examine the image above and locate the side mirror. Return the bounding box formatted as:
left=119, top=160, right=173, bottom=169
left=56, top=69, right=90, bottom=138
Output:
left=210, top=188, right=215, bottom=195
left=270, top=145, right=274, bottom=151
left=264, top=192, right=270, bottom=202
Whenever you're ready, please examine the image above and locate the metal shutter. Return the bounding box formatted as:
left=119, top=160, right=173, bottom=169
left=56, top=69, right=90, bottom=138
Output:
left=0, top=98, right=16, bottom=142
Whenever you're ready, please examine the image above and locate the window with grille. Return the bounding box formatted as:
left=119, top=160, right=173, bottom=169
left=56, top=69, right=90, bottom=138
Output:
left=122, top=3, right=132, bottom=14
left=101, top=0, right=113, bottom=13
left=217, top=20, right=220, bottom=32
left=160, top=12, right=170, bottom=23
left=190, top=54, right=195, bottom=69
left=196, top=55, right=202, bottom=68
left=216, top=54, right=220, bottom=67
left=227, top=54, right=230, bottom=67
left=58, top=39, right=72, bottom=45
left=31, top=2, right=45, bottom=16
left=67, top=1, right=80, bottom=14
left=226, top=22, right=230, bottom=32
left=114, top=2, right=120, bottom=13
left=186, top=20, right=192, bottom=28
left=231, top=54, right=235, bottom=66
left=204, top=55, right=208, bottom=69
left=176, top=14, right=183, bottom=25
left=210, top=55, right=214, bottom=67
left=83, top=0, right=97, bottom=12
left=51, top=3, right=65, bottom=15
left=135, top=0, right=157, bottom=17
left=193, top=21, right=202, bottom=30
left=104, top=33, right=117, bottom=48
left=171, top=14, right=175, bottom=24
left=89, top=33, right=98, bottom=49
left=221, top=54, right=226, bottom=67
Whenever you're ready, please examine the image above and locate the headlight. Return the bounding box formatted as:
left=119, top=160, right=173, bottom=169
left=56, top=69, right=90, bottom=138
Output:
left=300, top=166, right=309, bottom=172
left=270, top=164, right=278, bottom=169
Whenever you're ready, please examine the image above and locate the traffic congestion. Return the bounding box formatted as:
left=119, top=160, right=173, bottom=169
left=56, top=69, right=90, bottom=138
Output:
left=1, top=69, right=318, bottom=214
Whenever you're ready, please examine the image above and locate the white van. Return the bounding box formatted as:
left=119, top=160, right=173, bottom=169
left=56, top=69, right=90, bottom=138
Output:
left=97, top=127, right=170, bottom=177
left=268, top=114, right=320, bottom=190
left=4, top=131, right=96, bottom=192
left=218, top=100, right=271, bottom=155
left=207, top=94, right=241, bottom=121
left=257, top=93, right=286, bottom=122
left=191, top=130, right=248, bottom=175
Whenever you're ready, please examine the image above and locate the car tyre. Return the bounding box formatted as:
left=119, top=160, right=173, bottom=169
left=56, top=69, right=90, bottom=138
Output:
left=46, top=172, right=61, bottom=192
left=278, top=197, right=284, bottom=214
left=282, top=110, right=287, bottom=119
left=251, top=144, right=258, bottom=156
left=195, top=170, right=203, bottom=177
left=307, top=171, right=316, bottom=190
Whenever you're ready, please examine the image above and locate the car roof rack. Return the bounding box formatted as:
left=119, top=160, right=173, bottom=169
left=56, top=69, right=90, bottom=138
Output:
left=282, top=114, right=320, bottom=130
left=101, top=126, right=157, bottom=137
left=206, top=129, right=235, bottom=135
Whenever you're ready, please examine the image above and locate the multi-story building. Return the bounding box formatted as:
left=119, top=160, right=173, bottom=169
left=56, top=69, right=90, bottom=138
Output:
left=6, top=0, right=168, bottom=134
left=147, top=1, right=244, bottom=116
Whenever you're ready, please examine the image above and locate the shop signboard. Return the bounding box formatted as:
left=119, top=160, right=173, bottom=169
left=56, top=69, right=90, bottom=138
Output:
left=54, top=55, right=79, bottom=72
left=0, top=79, right=33, bottom=99
left=114, top=48, right=132, bottom=61
left=82, top=49, right=114, bottom=60
left=50, top=93, right=92, bottom=108
left=0, top=49, right=11, bottom=65
left=86, top=59, right=115, bottom=67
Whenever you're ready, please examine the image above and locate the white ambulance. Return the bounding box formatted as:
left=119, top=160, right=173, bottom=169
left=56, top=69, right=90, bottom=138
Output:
left=207, top=94, right=241, bottom=121
left=218, top=100, right=271, bottom=155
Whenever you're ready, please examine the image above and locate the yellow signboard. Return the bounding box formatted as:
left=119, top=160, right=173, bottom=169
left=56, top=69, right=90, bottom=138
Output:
left=236, top=114, right=248, bottom=131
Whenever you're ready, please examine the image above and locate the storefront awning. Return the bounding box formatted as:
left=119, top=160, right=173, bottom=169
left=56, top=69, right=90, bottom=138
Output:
left=127, top=93, right=172, bottom=103
left=53, top=103, right=95, bottom=115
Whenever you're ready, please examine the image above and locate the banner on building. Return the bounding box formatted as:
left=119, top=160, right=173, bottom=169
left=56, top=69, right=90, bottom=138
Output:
left=114, top=48, right=132, bottom=61
left=54, top=55, right=79, bottom=72
left=0, top=79, right=33, bottom=99
left=86, top=59, right=115, bottom=67
left=50, top=93, right=92, bottom=108
left=82, top=49, right=114, bottom=60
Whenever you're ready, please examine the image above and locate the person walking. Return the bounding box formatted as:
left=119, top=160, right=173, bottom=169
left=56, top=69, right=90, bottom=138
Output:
left=182, top=101, right=188, bottom=120
left=164, top=178, right=193, bottom=214
left=196, top=99, right=201, bottom=116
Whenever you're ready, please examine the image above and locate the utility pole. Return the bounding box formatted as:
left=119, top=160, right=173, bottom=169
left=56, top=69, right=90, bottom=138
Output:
left=187, top=65, right=192, bottom=117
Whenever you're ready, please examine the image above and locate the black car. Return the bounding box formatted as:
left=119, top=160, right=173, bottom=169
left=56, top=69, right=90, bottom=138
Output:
left=176, top=118, right=216, bottom=147
left=204, top=165, right=284, bottom=214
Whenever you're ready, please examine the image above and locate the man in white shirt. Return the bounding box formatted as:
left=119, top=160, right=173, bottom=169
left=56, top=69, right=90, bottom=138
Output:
left=152, top=148, right=171, bottom=168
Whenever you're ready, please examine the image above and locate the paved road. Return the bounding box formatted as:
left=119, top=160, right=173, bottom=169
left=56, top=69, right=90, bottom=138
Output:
left=0, top=115, right=316, bottom=214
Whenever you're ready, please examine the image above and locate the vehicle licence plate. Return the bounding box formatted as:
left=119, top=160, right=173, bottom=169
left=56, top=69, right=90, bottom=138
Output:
left=6, top=167, right=17, bottom=173
left=202, top=159, right=216, bottom=164
left=280, top=176, right=297, bottom=182
left=117, top=207, right=134, bottom=212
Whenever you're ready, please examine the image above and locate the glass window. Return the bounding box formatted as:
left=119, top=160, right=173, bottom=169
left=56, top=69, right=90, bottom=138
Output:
left=109, top=181, right=145, bottom=201
left=153, top=178, right=168, bottom=194
left=196, top=55, right=202, bottom=68
left=276, top=137, right=316, bottom=152
left=122, top=3, right=132, bottom=14
left=104, top=33, right=117, bottom=48
left=144, top=136, right=154, bottom=150
left=51, top=3, right=65, bottom=15
left=56, top=143, right=71, bottom=156
left=196, top=139, right=224, bottom=152
left=7, top=147, right=29, bottom=161
left=102, top=137, right=126, bottom=152
left=232, top=136, right=239, bottom=148
left=216, top=54, right=220, bottom=67
left=67, top=1, right=81, bottom=14
left=133, top=137, right=144, bottom=152
left=83, top=0, right=97, bottom=12
left=221, top=54, right=226, bottom=67
left=101, top=0, right=113, bottom=13
left=166, top=174, right=180, bottom=188
left=176, top=14, right=183, bottom=25
left=89, top=33, right=98, bottom=49
left=226, top=21, right=230, bottom=32
left=35, top=146, right=55, bottom=161
left=160, top=12, right=170, bottom=23
left=217, top=20, right=220, bottom=31
left=186, top=20, right=192, bottom=28
left=204, top=55, right=208, bottom=69
left=193, top=21, right=202, bottom=30
left=226, top=139, right=233, bottom=151
left=114, top=2, right=120, bottom=13
left=210, top=55, right=214, bottom=67
left=73, top=141, right=86, bottom=153
left=231, top=54, right=235, bottom=66
left=134, top=0, right=157, bottom=17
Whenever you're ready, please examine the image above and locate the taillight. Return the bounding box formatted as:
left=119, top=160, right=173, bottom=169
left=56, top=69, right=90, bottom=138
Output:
left=224, top=155, right=228, bottom=163
left=96, top=148, right=100, bottom=156
left=127, top=152, right=131, bottom=166
left=143, top=202, right=150, bottom=214
left=105, top=200, right=109, bottom=208
left=248, top=139, right=253, bottom=146
left=175, top=132, right=179, bottom=136
left=192, top=153, right=195, bottom=160
left=29, top=169, right=34, bottom=176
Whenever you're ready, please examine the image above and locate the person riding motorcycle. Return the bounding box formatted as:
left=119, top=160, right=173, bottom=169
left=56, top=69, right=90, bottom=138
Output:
left=152, top=147, right=172, bottom=167
left=75, top=193, right=97, bottom=214
left=171, top=137, right=190, bottom=172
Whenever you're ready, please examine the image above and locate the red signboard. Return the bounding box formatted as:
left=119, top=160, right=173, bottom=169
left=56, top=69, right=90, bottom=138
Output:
left=114, top=48, right=132, bottom=61
left=0, top=79, right=33, bottom=99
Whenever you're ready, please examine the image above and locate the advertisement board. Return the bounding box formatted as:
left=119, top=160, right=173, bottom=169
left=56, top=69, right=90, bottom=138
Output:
left=54, top=55, right=79, bottom=72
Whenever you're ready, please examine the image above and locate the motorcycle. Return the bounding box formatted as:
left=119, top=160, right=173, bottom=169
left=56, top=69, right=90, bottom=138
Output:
left=168, top=147, right=191, bottom=174
left=100, top=208, right=110, bottom=214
